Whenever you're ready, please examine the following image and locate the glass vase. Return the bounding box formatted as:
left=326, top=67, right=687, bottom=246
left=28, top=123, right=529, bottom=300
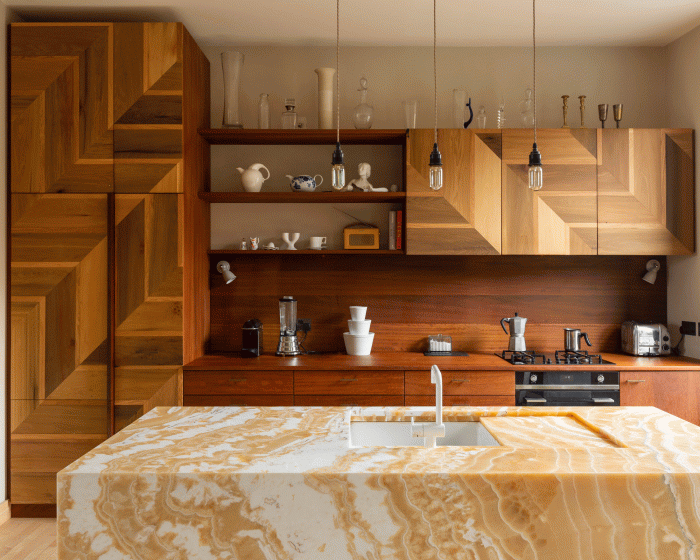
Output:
left=221, top=51, right=244, bottom=128
left=352, top=77, right=374, bottom=129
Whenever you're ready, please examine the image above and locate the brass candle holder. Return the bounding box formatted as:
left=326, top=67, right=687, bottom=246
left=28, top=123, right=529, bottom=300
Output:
left=561, top=95, right=570, bottom=128
left=613, top=104, right=623, bottom=128
left=578, top=95, right=586, bottom=128
left=598, top=104, right=608, bottom=128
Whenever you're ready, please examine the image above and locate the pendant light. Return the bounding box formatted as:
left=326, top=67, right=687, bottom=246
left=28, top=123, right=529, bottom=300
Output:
left=428, top=0, right=442, bottom=191
left=331, top=0, right=345, bottom=190
left=528, top=0, right=543, bottom=191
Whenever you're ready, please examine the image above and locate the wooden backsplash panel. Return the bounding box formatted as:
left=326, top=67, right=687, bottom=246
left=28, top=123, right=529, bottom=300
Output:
left=209, top=255, right=666, bottom=354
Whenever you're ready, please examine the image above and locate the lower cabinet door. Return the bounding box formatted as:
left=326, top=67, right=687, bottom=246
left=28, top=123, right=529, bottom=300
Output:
left=183, top=395, right=294, bottom=406
left=620, top=372, right=654, bottom=406
left=406, top=395, right=514, bottom=406
left=294, top=395, right=404, bottom=407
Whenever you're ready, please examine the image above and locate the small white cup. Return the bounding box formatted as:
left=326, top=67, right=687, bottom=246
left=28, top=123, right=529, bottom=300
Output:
left=349, top=306, right=367, bottom=321
left=348, top=319, right=371, bottom=335
left=309, top=236, right=327, bottom=250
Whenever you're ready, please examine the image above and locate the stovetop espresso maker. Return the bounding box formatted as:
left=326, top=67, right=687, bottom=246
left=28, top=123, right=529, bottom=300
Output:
left=501, top=312, right=527, bottom=352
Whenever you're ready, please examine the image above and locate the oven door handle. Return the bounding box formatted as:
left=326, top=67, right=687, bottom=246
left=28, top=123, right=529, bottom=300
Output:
left=591, top=398, right=615, bottom=403
left=524, top=397, right=547, bottom=403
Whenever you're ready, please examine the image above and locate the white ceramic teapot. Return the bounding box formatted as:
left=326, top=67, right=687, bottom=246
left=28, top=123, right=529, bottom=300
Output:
left=237, top=163, right=270, bottom=192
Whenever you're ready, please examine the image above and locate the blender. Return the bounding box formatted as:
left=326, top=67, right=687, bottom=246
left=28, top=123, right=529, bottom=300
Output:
left=276, top=296, right=301, bottom=356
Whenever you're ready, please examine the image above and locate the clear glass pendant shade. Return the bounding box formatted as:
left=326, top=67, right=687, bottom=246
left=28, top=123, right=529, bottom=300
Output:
left=429, top=164, right=443, bottom=191
left=528, top=164, right=543, bottom=191
left=332, top=163, right=345, bottom=190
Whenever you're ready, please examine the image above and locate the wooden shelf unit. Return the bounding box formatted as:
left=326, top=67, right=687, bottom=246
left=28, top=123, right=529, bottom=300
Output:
left=209, top=249, right=405, bottom=256
left=198, top=128, right=408, bottom=145
left=199, top=191, right=406, bottom=203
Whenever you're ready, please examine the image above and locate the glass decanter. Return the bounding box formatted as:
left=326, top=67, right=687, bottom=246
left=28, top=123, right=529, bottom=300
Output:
left=352, top=77, right=374, bottom=129
left=519, top=88, right=534, bottom=127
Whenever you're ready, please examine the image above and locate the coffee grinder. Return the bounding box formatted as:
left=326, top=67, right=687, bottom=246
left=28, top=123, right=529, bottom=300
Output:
left=276, top=296, right=302, bottom=356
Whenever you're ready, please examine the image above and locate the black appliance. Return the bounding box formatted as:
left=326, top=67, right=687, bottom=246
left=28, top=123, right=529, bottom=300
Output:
left=241, top=319, right=263, bottom=358
left=515, top=371, right=620, bottom=407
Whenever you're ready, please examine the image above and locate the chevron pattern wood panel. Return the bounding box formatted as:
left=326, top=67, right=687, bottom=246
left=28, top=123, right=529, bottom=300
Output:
left=114, top=23, right=184, bottom=193
left=10, top=24, right=113, bottom=193
left=114, top=194, right=183, bottom=428
left=598, top=129, right=695, bottom=255
left=406, top=129, right=502, bottom=254
left=501, top=129, right=598, bottom=255
left=10, top=194, right=109, bottom=504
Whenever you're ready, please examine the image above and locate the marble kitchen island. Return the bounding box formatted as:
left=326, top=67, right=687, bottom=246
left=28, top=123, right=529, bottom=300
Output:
left=57, top=406, right=700, bottom=560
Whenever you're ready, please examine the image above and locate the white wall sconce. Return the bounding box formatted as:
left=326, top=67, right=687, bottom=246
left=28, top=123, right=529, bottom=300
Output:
left=216, top=261, right=236, bottom=284
left=642, top=259, right=661, bottom=284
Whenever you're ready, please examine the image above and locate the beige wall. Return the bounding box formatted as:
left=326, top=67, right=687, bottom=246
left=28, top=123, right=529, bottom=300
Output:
left=667, top=25, right=700, bottom=358
left=202, top=45, right=670, bottom=250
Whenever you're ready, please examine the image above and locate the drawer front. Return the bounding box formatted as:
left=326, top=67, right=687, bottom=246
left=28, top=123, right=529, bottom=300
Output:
left=183, top=395, right=294, bottom=406
left=294, top=371, right=404, bottom=395
left=405, top=371, right=514, bottom=396
left=619, top=372, right=654, bottom=407
left=406, top=395, right=514, bottom=407
left=294, top=395, right=404, bottom=407
left=184, top=371, right=293, bottom=395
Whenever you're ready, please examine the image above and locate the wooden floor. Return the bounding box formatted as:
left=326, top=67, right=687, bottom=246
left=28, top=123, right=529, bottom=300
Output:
left=0, top=519, right=56, bottom=559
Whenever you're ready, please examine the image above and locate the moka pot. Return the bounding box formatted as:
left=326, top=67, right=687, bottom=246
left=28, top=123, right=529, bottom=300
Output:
left=500, top=312, right=527, bottom=352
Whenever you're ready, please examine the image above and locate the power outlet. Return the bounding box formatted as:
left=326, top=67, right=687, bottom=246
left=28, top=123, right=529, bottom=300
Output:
left=681, top=321, right=697, bottom=336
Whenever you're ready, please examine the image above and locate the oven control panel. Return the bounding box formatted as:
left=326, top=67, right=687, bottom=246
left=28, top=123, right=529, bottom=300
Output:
left=516, top=371, right=620, bottom=388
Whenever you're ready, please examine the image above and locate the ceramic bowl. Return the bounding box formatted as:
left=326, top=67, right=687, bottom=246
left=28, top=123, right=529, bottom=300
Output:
left=348, top=319, right=371, bottom=335
left=343, top=332, right=375, bottom=356
left=349, top=306, right=367, bottom=321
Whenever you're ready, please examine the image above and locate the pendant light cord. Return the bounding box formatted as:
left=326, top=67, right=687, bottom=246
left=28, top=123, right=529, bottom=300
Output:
left=533, top=0, right=537, bottom=145
left=434, top=0, right=437, bottom=144
left=336, top=0, right=340, bottom=144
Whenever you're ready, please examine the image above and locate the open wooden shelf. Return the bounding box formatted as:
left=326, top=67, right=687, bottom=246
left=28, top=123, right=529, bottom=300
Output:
left=198, top=191, right=406, bottom=203
left=198, top=128, right=407, bottom=145
left=208, top=249, right=405, bottom=255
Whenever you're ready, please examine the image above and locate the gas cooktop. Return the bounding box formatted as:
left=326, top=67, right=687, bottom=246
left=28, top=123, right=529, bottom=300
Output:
left=496, top=350, right=616, bottom=366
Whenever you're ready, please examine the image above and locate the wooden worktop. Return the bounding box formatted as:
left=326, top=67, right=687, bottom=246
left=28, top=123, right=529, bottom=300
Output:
left=184, top=352, right=700, bottom=371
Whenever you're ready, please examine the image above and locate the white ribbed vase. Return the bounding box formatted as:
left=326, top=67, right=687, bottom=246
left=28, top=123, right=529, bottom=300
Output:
left=222, top=51, right=244, bottom=128
left=315, top=67, right=336, bottom=129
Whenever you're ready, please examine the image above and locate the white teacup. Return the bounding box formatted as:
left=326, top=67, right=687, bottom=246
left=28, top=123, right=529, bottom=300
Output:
left=348, top=319, right=371, bottom=335
left=349, top=306, right=367, bottom=321
left=310, top=236, right=327, bottom=250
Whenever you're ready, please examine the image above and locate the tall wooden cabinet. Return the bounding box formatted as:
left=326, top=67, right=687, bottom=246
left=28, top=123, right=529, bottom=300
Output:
left=9, top=22, right=210, bottom=511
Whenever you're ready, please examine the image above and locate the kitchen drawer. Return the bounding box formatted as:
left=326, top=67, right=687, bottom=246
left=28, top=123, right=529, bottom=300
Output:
left=405, top=371, right=514, bottom=396
left=620, top=372, right=654, bottom=406
left=294, top=371, right=404, bottom=395
left=184, top=371, right=293, bottom=395
left=406, top=395, right=514, bottom=407
left=294, top=395, right=404, bottom=407
left=184, top=395, right=293, bottom=406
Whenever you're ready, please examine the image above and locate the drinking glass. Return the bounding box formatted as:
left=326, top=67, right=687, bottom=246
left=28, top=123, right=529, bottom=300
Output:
left=403, top=99, right=418, bottom=129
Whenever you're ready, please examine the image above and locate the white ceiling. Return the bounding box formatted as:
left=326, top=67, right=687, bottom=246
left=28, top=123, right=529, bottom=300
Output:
left=7, top=0, right=700, bottom=47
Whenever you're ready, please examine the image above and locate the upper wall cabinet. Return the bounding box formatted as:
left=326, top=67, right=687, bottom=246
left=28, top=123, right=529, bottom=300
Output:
left=502, top=129, right=598, bottom=255
left=406, top=129, right=502, bottom=254
left=10, top=24, right=113, bottom=193
left=597, top=129, right=694, bottom=255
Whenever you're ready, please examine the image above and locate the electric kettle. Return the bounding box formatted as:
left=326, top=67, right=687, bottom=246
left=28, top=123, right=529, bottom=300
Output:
left=500, top=313, right=527, bottom=351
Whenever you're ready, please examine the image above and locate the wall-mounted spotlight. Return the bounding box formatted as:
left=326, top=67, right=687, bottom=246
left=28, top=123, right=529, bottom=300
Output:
left=216, top=261, right=236, bottom=284
left=642, top=259, right=661, bottom=284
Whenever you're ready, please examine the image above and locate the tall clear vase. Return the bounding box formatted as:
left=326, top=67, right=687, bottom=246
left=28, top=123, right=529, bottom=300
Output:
left=222, top=51, right=244, bottom=128
left=315, top=67, right=336, bottom=129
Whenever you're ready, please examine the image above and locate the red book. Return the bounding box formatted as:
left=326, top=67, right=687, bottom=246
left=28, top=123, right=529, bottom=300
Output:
left=396, top=210, right=403, bottom=250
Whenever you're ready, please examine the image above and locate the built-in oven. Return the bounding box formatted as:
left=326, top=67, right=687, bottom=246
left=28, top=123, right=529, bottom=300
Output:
left=515, top=371, right=620, bottom=406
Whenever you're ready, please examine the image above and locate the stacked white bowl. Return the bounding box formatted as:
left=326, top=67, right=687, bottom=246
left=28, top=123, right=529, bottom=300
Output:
left=344, top=306, right=374, bottom=356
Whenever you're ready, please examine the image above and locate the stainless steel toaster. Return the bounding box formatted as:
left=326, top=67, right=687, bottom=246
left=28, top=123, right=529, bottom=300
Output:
left=621, top=321, right=671, bottom=356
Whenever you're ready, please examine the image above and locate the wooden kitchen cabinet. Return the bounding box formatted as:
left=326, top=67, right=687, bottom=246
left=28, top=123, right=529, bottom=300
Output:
left=294, top=371, right=404, bottom=395
left=406, top=129, right=502, bottom=254
left=406, top=395, right=514, bottom=406
left=405, top=370, right=514, bottom=406
left=184, top=395, right=294, bottom=406
left=501, top=129, right=598, bottom=255
left=184, top=371, right=293, bottom=395
left=621, top=371, right=700, bottom=425
left=598, top=129, right=694, bottom=255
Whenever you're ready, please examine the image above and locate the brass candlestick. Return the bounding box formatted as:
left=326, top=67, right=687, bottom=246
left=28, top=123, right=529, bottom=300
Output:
left=598, top=104, right=609, bottom=128
left=578, top=95, right=586, bottom=127
left=613, top=104, right=623, bottom=128
left=561, top=95, right=570, bottom=128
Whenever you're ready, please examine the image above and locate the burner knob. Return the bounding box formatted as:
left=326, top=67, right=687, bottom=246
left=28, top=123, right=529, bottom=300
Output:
left=597, top=374, right=605, bottom=384
left=530, top=374, right=538, bottom=383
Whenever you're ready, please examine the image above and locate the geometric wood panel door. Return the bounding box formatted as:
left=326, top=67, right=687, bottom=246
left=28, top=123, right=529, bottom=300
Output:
left=114, top=194, right=183, bottom=430
left=113, top=23, right=184, bottom=193
left=10, top=194, right=109, bottom=505
left=502, top=129, right=598, bottom=255
left=10, top=24, right=113, bottom=193
left=598, top=129, right=694, bottom=255
left=406, top=129, right=502, bottom=254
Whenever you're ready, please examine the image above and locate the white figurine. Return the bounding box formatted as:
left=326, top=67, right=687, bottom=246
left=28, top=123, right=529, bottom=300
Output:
left=347, top=163, right=388, bottom=192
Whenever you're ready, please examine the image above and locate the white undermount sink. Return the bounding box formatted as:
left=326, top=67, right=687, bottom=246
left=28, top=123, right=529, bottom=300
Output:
left=349, top=421, right=501, bottom=448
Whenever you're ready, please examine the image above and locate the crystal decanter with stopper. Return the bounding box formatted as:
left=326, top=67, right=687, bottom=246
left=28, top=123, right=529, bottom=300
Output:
left=352, top=77, right=374, bottom=129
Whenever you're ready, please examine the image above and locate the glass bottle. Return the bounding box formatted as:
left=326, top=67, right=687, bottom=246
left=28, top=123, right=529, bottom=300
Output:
left=476, top=106, right=487, bottom=129
left=281, top=98, right=298, bottom=129
left=497, top=98, right=506, bottom=129
left=258, top=93, right=270, bottom=129
left=519, top=89, right=534, bottom=127
left=352, top=77, right=373, bottom=129
left=453, top=89, right=466, bottom=128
